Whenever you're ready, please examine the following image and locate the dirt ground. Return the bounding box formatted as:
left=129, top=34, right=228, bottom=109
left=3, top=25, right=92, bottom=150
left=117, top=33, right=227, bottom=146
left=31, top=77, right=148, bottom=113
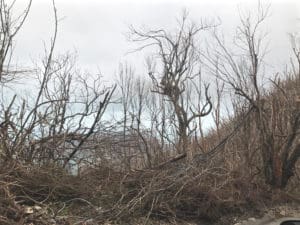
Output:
left=128, top=204, right=300, bottom=225
left=232, top=204, right=300, bottom=225
left=20, top=202, right=300, bottom=224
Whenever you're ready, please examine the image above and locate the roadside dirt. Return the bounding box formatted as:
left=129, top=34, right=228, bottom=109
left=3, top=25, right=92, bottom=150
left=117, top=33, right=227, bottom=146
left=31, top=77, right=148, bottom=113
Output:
left=233, top=204, right=300, bottom=225
left=20, top=203, right=300, bottom=224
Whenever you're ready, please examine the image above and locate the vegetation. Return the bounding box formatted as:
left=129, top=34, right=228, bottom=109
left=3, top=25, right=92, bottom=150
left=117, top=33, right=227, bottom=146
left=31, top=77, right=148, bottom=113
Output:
left=0, top=1, right=299, bottom=224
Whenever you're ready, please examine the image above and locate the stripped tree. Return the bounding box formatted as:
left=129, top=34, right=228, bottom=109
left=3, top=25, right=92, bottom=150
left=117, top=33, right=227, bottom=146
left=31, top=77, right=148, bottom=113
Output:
left=130, top=13, right=213, bottom=156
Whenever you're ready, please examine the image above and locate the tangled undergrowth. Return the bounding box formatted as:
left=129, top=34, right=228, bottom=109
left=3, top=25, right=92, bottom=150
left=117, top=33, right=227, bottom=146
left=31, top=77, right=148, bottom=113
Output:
left=1, top=159, right=299, bottom=225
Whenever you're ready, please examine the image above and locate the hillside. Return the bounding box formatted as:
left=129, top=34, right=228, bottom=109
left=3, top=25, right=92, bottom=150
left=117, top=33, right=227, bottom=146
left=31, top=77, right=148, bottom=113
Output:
left=1, top=78, right=299, bottom=225
left=0, top=1, right=300, bottom=224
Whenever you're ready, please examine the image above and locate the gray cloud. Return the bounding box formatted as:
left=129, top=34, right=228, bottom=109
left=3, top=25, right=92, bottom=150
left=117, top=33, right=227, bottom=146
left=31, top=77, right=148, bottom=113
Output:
left=11, top=0, right=300, bottom=81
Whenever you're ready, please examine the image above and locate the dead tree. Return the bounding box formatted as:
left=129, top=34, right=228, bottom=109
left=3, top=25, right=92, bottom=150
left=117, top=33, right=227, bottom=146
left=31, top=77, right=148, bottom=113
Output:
left=0, top=0, right=115, bottom=169
left=129, top=76, right=152, bottom=168
left=116, top=64, right=134, bottom=170
left=130, top=13, right=212, bottom=155
left=0, top=0, right=32, bottom=82
left=207, top=4, right=300, bottom=188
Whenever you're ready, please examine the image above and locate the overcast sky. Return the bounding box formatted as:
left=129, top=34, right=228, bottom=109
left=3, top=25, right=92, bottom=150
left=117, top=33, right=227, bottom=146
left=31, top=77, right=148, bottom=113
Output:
left=11, top=0, right=300, bottom=82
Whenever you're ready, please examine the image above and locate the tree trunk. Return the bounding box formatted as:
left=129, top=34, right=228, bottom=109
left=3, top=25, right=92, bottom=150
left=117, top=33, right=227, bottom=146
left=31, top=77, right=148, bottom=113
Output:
left=263, top=151, right=298, bottom=189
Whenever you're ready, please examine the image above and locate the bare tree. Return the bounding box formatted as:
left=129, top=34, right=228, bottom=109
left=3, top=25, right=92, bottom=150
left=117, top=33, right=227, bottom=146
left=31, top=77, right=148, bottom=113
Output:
left=129, top=76, right=152, bottom=168
left=0, top=0, right=115, bottom=170
left=0, top=0, right=32, bottom=83
left=116, top=64, right=134, bottom=170
left=207, top=4, right=300, bottom=188
left=130, top=13, right=213, bottom=156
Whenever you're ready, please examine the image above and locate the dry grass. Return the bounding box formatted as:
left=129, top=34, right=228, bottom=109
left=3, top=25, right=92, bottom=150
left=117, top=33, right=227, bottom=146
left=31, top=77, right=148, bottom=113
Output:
left=0, top=69, right=299, bottom=225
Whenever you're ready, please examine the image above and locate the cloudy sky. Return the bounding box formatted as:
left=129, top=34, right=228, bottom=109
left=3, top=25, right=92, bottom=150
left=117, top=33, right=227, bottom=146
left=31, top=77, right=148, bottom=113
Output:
left=11, top=0, right=300, bottom=82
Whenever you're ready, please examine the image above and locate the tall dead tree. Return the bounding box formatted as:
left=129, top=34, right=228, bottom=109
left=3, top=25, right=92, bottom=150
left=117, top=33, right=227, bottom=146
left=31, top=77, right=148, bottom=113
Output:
left=130, top=14, right=212, bottom=155
left=207, top=4, right=300, bottom=188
